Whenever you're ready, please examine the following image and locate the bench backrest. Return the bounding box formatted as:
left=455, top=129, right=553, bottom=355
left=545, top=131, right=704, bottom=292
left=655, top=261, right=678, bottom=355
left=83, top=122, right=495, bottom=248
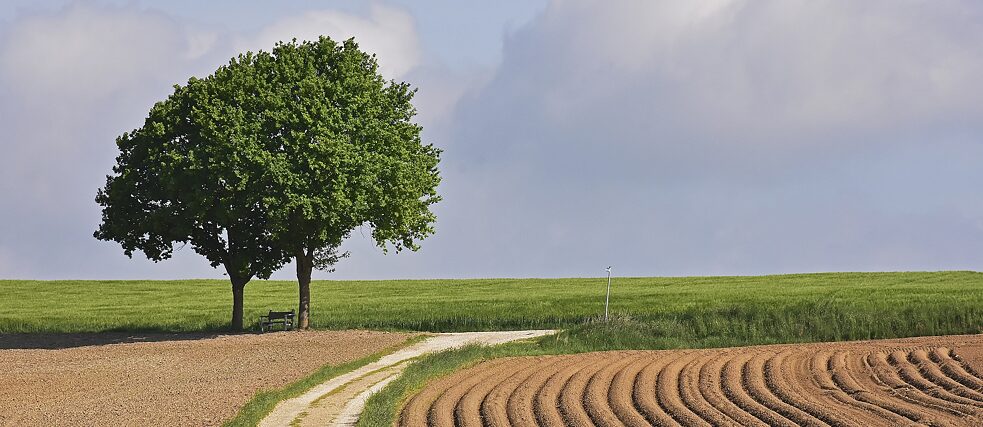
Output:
left=267, top=310, right=295, bottom=319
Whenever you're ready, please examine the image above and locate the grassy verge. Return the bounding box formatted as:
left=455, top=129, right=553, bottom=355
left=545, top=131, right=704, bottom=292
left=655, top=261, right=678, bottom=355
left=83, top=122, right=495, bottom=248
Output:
left=223, top=335, right=426, bottom=427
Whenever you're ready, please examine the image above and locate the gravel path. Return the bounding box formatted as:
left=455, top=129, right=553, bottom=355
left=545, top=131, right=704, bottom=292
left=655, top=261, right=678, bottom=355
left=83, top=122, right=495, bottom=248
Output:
left=259, top=330, right=557, bottom=427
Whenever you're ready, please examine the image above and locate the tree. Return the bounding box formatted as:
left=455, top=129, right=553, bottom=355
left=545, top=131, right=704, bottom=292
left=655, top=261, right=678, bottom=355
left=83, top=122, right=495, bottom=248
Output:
left=257, top=38, right=441, bottom=329
left=94, top=52, right=292, bottom=331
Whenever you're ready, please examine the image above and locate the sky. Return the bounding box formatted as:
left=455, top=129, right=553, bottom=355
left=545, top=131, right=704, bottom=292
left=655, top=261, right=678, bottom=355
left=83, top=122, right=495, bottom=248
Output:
left=1, top=0, right=982, bottom=280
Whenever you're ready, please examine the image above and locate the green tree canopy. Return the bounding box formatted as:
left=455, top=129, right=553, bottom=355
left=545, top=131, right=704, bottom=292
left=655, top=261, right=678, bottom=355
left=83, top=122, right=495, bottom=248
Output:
left=256, top=38, right=441, bottom=328
left=96, top=37, right=441, bottom=330
left=95, top=51, right=292, bottom=331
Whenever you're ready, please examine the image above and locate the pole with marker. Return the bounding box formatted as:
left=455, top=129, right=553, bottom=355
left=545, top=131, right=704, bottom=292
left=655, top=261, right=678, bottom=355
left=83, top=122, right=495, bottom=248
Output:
left=604, top=266, right=612, bottom=321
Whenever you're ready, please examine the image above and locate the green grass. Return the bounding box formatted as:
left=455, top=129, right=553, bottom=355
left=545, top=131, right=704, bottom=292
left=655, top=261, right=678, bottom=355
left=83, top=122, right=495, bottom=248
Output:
left=3, top=271, right=982, bottom=426
left=222, top=334, right=425, bottom=427
left=2, top=272, right=981, bottom=342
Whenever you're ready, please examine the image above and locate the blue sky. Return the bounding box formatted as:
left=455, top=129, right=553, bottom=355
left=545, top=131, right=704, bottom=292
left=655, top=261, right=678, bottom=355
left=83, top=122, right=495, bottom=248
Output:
left=1, top=1, right=982, bottom=280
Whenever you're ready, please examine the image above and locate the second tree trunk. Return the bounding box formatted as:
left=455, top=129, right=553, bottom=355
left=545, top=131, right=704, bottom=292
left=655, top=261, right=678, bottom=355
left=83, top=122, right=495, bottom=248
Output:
left=296, top=252, right=313, bottom=330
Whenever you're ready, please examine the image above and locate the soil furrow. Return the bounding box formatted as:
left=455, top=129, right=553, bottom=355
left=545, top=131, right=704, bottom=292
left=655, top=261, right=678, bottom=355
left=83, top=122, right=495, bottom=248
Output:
left=584, top=352, right=642, bottom=427
left=398, top=335, right=983, bottom=427
left=428, top=360, right=508, bottom=427
left=535, top=355, right=602, bottom=426
left=608, top=354, right=658, bottom=426
left=633, top=352, right=684, bottom=426
left=507, top=356, right=575, bottom=427
left=701, top=351, right=770, bottom=426
left=481, top=356, right=548, bottom=427
left=656, top=351, right=710, bottom=426
left=558, top=354, right=608, bottom=426
left=455, top=358, right=537, bottom=427
left=882, top=351, right=983, bottom=411
left=401, top=371, right=466, bottom=427
left=831, top=351, right=948, bottom=426
left=932, top=348, right=983, bottom=392
left=909, top=349, right=983, bottom=402
left=720, top=351, right=797, bottom=426
left=678, top=351, right=741, bottom=426
left=864, top=351, right=981, bottom=420
left=750, top=350, right=831, bottom=426
left=863, top=352, right=980, bottom=418
left=808, top=349, right=904, bottom=426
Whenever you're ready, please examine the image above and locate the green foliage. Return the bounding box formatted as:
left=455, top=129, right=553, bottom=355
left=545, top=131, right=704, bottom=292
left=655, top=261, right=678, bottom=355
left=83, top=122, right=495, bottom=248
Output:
left=94, top=50, right=292, bottom=281
left=1, top=272, right=981, bottom=338
left=253, top=38, right=441, bottom=263
left=93, top=36, right=440, bottom=328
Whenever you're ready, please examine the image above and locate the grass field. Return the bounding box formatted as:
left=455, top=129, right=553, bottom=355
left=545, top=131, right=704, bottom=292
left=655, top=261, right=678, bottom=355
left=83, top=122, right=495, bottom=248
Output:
left=2, top=271, right=981, bottom=347
left=4, top=271, right=982, bottom=426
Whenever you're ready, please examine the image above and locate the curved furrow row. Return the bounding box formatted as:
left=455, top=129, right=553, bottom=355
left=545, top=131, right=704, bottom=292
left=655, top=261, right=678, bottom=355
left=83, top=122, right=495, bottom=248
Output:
left=633, top=352, right=685, bottom=426
left=584, top=352, right=643, bottom=427
left=809, top=349, right=909, bottom=426
left=506, top=356, right=578, bottom=427
left=428, top=360, right=510, bottom=427
left=558, top=353, right=612, bottom=426
left=698, top=351, right=769, bottom=426
left=833, top=351, right=952, bottom=426
left=889, top=350, right=983, bottom=407
left=534, top=355, right=602, bottom=426
left=909, top=349, right=983, bottom=402
left=865, top=351, right=983, bottom=420
left=750, top=350, right=832, bottom=426
left=656, top=352, right=710, bottom=426
left=720, top=351, right=797, bottom=426
left=608, top=354, right=657, bottom=426
left=455, top=358, right=539, bottom=427
left=931, top=348, right=983, bottom=392
left=480, top=356, right=548, bottom=427
left=677, top=352, right=740, bottom=426
left=400, top=337, right=983, bottom=427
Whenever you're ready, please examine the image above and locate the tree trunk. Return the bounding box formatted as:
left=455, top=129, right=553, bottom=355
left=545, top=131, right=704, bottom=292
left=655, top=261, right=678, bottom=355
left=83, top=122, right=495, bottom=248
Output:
left=296, top=252, right=313, bottom=330
left=229, top=276, right=248, bottom=331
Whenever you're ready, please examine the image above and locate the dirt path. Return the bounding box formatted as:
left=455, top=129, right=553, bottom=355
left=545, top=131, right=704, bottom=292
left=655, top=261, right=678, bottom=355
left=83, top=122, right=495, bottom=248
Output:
left=402, top=334, right=983, bottom=427
left=259, top=330, right=556, bottom=427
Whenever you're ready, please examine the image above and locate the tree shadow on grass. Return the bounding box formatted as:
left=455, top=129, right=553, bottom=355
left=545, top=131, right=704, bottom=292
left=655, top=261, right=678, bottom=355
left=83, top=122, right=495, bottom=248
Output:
left=0, top=331, right=253, bottom=350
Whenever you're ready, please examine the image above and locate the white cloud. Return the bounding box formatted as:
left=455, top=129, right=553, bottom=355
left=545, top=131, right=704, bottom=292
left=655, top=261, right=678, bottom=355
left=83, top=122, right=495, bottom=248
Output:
left=243, top=4, right=422, bottom=80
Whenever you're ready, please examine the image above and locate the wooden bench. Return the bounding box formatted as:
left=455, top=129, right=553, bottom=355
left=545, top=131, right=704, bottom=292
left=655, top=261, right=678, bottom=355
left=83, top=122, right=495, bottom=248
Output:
left=259, top=310, right=295, bottom=332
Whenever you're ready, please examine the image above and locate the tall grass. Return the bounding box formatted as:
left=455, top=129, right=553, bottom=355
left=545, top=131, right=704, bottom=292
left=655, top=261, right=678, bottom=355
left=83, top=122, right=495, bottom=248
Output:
left=2, top=272, right=980, bottom=340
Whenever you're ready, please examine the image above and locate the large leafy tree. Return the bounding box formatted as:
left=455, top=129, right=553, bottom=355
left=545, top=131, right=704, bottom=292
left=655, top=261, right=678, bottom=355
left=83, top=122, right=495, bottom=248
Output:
left=94, top=52, right=292, bottom=331
left=96, top=37, right=441, bottom=331
left=259, top=38, right=441, bottom=329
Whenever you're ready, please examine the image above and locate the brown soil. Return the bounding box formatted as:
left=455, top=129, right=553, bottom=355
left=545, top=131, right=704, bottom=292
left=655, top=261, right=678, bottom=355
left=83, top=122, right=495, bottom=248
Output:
left=400, top=334, right=983, bottom=426
left=0, top=330, right=412, bottom=426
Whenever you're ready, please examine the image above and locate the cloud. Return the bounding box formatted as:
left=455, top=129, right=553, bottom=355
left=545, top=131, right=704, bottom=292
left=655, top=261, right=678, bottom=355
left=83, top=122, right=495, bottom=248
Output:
left=0, top=3, right=230, bottom=278
left=346, top=0, right=983, bottom=278
left=242, top=4, right=422, bottom=80
left=0, top=2, right=430, bottom=279
left=2, top=0, right=982, bottom=280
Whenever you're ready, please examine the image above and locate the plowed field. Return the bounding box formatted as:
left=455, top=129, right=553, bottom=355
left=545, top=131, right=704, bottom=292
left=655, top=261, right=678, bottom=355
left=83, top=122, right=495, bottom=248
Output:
left=0, top=330, right=412, bottom=426
left=401, top=334, right=983, bottom=426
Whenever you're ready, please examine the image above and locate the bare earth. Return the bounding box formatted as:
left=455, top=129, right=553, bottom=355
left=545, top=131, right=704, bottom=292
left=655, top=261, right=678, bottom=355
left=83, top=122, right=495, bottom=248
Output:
left=0, top=330, right=413, bottom=426
left=260, top=330, right=557, bottom=427
left=402, top=334, right=983, bottom=426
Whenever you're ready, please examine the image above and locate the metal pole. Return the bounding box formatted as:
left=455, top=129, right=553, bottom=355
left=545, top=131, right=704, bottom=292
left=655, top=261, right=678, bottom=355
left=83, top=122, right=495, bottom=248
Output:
left=605, top=266, right=612, bottom=321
